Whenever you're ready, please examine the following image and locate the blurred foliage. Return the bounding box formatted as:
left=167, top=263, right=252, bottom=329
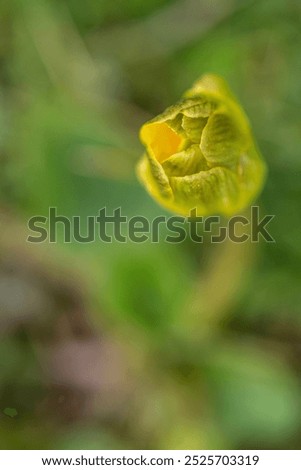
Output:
left=0, top=0, right=301, bottom=450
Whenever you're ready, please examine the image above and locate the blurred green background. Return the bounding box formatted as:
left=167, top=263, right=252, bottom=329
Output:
left=1, top=0, right=301, bottom=450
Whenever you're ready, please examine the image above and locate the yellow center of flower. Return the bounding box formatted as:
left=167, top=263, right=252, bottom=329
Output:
left=140, top=122, right=183, bottom=163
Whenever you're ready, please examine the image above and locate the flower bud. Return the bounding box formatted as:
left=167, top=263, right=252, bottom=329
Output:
left=137, top=74, right=266, bottom=216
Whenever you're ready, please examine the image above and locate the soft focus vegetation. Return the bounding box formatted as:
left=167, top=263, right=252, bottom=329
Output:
left=0, top=0, right=301, bottom=450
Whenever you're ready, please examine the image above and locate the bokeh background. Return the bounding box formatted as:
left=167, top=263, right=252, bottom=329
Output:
left=1, top=0, right=301, bottom=450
